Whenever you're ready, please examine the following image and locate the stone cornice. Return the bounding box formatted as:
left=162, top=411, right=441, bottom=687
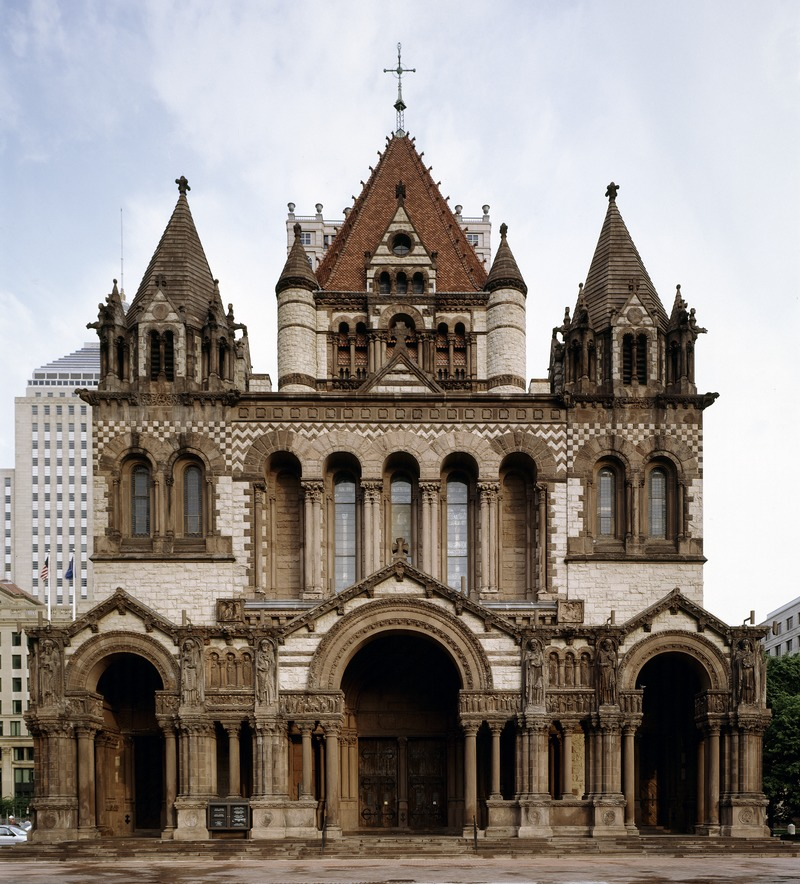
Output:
left=560, top=392, right=719, bottom=411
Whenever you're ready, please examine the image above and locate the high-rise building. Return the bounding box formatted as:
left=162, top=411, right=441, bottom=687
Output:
left=10, top=344, right=100, bottom=609
left=24, top=130, right=770, bottom=844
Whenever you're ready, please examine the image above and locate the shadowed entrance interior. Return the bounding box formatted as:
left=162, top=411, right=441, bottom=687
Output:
left=341, top=632, right=462, bottom=832
left=95, top=654, right=164, bottom=835
left=636, top=652, right=706, bottom=833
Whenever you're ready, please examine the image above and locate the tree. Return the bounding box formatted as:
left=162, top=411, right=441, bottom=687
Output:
left=763, top=654, right=800, bottom=826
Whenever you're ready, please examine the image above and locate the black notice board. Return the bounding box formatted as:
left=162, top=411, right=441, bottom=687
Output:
left=208, top=801, right=250, bottom=830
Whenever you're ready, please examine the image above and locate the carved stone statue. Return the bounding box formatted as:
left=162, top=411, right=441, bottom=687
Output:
left=39, top=639, right=61, bottom=707
left=596, top=638, right=618, bottom=705
left=735, top=638, right=757, bottom=705
left=256, top=639, right=276, bottom=706
left=181, top=638, right=204, bottom=706
left=525, top=639, right=545, bottom=707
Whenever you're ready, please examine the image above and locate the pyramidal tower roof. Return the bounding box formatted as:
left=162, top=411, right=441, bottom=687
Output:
left=486, top=223, right=527, bottom=295
left=276, top=223, right=319, bottom=294
left=316, top=134, right=488, bottom=292
left=581, top=183, right=668, bottom=331
left=127, top=176, right=221, bottom=328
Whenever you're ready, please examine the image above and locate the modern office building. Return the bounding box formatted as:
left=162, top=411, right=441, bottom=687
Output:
left=763, top=597, right=800, bottom=658
left=11, top=344, right=100, bottom=609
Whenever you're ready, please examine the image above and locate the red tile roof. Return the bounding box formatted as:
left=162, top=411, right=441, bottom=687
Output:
left=316, top=134, right=488, bottom=293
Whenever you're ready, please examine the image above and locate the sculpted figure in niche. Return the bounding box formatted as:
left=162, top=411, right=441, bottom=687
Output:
left=39, top=639, right=61, bottom=707
left=525, top=639, right=545, bottom=707
left=735, top=638, right=758, bottom=705
left=596, top=638, right=618, bottom=705
left=564, top=653, right=575, bottom=686
left=548, top=652, right=559, bottom=687
left=256, top=639, right=277, bottom=706
left=181, top=638, right=204, bottom=706
left=580, top=652, right=591, bottom=686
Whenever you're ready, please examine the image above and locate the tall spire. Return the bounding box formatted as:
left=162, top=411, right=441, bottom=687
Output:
left=383, top=43, right=415, bottom=136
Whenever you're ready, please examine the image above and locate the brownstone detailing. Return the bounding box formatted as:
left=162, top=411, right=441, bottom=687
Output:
left=419, top=481, right=441, bottom=579
left=487, top=373, right=526, bottom=390
left=278, top=372, right=316, bottom=390
left=301, top=481, right=324, bottom=596
left=478, top=482, right=499, bottom=594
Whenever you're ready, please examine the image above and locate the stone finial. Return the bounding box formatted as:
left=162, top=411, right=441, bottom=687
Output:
left=293, top=222, right=302, bottom=240
left=176, top=175, right=190, bottom=195
left=605, top=181, right=619, bottom=201
left=499, top=222, right=508, bottom=239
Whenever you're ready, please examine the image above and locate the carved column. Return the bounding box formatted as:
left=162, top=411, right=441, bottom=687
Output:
left=300, top=725, right=314, bottom=799
left=490, top=724, right=502, bottom=800
left=226, top=722, right=241, bottom=797
left=706, top=724, right=721, bottom=830
left=562, top=724, right=575, bottom=799
left=463, top=725, right=478, bottom=829
left=76, top=724, right=98, bottom=835
left=253, top=483, right=265, bottom=590
left=536, top=483, right=547, bottom=597
left=696, top=732, right=706, bottom=826
left=361, top=481, right=382, bottom=574
left=324, top=724, right=341, bottom=830
left=623, top=724, right=637, bottom=827
left=301, top=481, right=323, bottom=596
left=478, top=483, right=498, bottom=594
left=488, top=484, right=498, bottom=592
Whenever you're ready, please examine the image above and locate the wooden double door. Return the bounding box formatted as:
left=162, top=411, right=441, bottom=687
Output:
left=359, top=737, right=447, bottom=830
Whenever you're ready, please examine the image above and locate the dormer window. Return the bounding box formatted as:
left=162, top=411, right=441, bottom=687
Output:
left=392, top=233, right=412, bottom=256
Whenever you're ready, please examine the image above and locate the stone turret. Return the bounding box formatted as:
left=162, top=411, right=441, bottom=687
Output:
left=485, top=223, right=527, bottom=392
left=275, top=223, right=319, bottom=391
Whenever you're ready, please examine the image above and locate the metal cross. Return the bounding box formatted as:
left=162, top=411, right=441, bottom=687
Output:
left=384, top=43, right=416, bottom=136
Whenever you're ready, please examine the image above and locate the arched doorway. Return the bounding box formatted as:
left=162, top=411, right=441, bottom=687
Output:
left=95, top=654, right=164, bottom=835
left=342, top=632, right=461, bottom=833
left=635, top=652, right=707, bottom=833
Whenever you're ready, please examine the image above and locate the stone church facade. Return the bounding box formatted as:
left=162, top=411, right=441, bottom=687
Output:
left=25, top=134, right=770, bottom=842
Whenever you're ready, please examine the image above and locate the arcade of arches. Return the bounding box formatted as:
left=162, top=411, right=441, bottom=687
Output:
left=25, top=584, right=770, bottom=842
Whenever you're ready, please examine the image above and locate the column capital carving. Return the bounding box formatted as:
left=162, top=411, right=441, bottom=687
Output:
left=477, top=481, right=500, bottom=499
left=301, top=480, right=324, bottom=501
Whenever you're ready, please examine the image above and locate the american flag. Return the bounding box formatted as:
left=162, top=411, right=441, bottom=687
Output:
left=40, top=555, right=49, bottom=582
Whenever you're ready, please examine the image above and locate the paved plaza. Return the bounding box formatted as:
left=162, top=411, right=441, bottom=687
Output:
left=0, top=855, right=799, bottom=884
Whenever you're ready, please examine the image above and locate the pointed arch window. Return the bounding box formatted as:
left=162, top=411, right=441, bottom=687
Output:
left=334, top=474, right=357, bottom=591
left=131, top=465, right=151, bottom=536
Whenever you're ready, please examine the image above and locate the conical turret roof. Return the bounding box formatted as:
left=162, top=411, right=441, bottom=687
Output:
left=316, top=134, right=487, bottom=292
left=127, top=177, right=221, bottom=328
left=581, top=183, right=668, bottom=331
left=486, top=223, right=527, bottom=295
left=276, top=223, right=319, bottom=294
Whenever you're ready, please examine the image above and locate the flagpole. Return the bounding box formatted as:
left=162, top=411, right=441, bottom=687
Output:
left=45, top=551, right=51, bottom=623
left=70, top=548, right=76, bottom=621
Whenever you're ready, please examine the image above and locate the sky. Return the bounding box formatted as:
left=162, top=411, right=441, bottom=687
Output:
left=0, top=0, right=797, bottom=625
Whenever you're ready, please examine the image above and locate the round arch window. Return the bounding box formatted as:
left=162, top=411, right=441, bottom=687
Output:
left=392, top=233, right=412, bottom=256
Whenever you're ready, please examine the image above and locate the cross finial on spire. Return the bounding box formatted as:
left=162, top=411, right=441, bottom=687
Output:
left=176, top=175, right=191, bottom=195
left=384, top=42, right=416, bottom=136
left=605, top=181, right=619, bottom=201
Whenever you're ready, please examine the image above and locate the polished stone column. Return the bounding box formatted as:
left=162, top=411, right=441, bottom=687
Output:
left=300, top=725, right=314, bottom=799
left=162, top=726, right=178, bottom=834
left=696, top=734, right=706, bottom=826
left=562, top=725, right=575, bottom=799
left=76, top=724, right=98, bottom=835
left=490, top=725, right=502, bottom=800
left=398, top=736, right=409, bottom=827
left=226, top=723, right=241, bottom=797
left=324, top=725, right=341, bottom=830
left=463, top=725, right=478, bottom=829
left=706, top=725, right=721, bottom=829
left=623, top=725, right=636, bottom=827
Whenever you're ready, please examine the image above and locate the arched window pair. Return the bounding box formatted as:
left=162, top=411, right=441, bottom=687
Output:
left=127, top=461, right=205, bottom=539
left=595, top=461, right=675, bottom=540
